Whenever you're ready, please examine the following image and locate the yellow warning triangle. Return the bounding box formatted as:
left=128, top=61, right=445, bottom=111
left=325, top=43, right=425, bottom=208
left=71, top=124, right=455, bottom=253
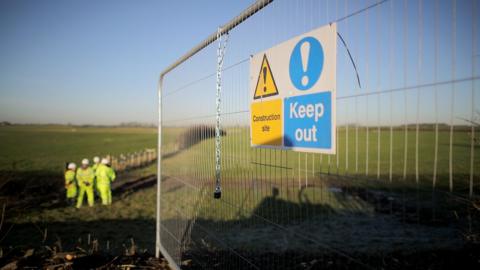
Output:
left=254, top=54, right=279, bottom=99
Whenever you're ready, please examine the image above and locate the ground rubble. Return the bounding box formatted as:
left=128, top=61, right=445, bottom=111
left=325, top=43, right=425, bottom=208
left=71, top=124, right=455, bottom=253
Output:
left=0, top=245, right=170, bottom=269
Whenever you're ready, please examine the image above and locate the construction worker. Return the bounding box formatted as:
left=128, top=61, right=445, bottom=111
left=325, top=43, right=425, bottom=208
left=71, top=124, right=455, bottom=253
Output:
left=64, top=163, right=77, bottom=205
left=92, top=156, right=100, bottom=172
left=76, top=159, right=95, bottom=208
left=95, top=158, right=116, bottom=205
left=92, top=156, right=101, bottom=198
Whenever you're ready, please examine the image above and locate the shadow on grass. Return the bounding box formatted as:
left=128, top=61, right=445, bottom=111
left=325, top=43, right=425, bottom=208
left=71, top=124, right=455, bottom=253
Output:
left=0, top=170, right=62, bottom=196
left=158, top=184, right=480, bottom=270
left=0, top=170, right=64, bottom=214
left=0, top=168, right=157, bottom=214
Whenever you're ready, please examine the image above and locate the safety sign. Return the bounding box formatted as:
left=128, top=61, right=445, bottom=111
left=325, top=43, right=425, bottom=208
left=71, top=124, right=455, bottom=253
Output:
left=250, top=23, right=337, bottom=154
left=254, top=55, right=279, bottom=99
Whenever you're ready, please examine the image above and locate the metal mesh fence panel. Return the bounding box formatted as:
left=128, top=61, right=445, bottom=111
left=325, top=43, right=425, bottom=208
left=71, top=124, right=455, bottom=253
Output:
left=158, top=0, right=480, bottom=269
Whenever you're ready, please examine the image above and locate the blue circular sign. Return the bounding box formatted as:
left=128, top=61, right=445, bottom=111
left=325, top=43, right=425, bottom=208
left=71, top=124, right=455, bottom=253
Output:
left=289, top=37, right=324, bottom=91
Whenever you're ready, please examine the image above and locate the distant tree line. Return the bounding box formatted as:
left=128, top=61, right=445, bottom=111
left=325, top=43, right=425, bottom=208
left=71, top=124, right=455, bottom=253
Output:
left=0, top=121, right=156, bottom=128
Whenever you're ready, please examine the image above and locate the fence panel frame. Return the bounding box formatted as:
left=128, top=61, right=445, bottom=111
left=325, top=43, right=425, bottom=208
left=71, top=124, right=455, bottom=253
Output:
left=156, top=1, right=274, bottom=267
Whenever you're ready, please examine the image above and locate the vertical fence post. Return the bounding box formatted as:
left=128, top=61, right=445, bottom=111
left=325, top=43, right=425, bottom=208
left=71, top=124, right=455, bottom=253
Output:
left=156, top=75, right=163, bottom=259
left=156, top=75, right=179, bottom=270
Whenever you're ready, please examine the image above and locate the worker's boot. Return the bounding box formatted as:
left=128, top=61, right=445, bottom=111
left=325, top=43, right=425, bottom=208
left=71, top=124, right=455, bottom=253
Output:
left=67, top=198, right=75, bottom=207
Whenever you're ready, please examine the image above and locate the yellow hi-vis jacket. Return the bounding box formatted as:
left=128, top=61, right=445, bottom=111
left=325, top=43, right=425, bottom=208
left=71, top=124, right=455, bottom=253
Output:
left=92, top=163, right=99, bottom=173
left=65, top=170, right=76, bottom=187
left=76, top=167, right=95, bottom=187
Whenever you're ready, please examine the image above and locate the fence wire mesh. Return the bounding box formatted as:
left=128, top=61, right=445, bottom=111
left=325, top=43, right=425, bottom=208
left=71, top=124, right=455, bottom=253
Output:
left=158, top=0, right=480, bottom=269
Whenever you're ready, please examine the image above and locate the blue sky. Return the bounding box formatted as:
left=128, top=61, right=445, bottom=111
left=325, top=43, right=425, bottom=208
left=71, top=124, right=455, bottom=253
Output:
left=0, top=0, right=254, bottom=125
left=160, top=0, right=479, bottom=127
left=1, top=0, right=479, bottom=126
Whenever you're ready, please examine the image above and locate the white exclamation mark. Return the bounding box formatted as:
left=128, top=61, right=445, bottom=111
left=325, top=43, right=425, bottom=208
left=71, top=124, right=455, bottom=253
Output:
left=300, top=41, right=310, bottom=87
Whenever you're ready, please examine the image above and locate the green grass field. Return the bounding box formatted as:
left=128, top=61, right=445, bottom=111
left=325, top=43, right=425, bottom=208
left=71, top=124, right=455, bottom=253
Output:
left=0, top=125, right=158, bottom=253
left=162, top=126, right=479, bottom=192
left=0, top=125, right=157, bottom=173
left=154, top=125, right=480, bottom=226
left=156, top=125, right=479, bottom=262
left=1, top=124, right=478, bottom=263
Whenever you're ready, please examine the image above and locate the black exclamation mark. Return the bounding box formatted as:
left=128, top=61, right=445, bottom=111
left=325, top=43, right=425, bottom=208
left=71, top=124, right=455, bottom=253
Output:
left=263, top=66, right=267, bottom=92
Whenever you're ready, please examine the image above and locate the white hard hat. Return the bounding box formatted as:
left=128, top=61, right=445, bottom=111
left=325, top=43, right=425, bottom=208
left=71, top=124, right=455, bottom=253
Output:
left=68, top=163, right=76, bottom=170
left=81, top=159, right=89, bottom=165
left=93, top=156, right=100, bottom=163
left=101, top=158, right=109, bottom=165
